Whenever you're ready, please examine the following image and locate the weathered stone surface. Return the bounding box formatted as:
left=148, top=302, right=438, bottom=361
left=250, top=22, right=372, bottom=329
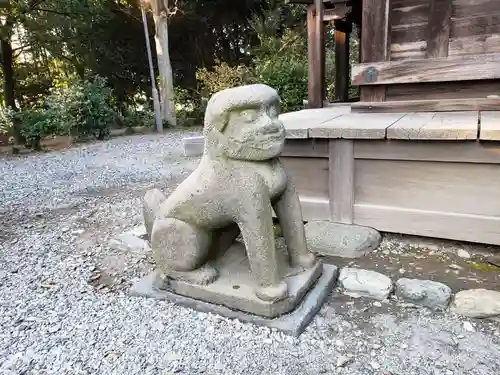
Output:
left=395, top=278, right=452, bottom=310
left=130, top=263, right=338, bottom=337
left=141, top=84, right=320, bottom=316
left=338, top=268, right=393, bottom=300
left=452, top=289, right=500, bottom=318
left=305, top=221, right=381, bottom=258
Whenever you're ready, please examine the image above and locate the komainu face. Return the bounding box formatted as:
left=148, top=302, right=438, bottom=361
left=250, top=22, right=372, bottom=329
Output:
left=220, top=101, right=285, bottom=161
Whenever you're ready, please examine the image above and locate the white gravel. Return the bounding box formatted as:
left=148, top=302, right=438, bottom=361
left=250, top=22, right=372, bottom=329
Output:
left=1, top=131, right=500, bottom=375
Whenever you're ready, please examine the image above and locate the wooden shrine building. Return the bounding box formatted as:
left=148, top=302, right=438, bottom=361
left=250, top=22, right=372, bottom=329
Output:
left=277, top=0, right=500, bottom=246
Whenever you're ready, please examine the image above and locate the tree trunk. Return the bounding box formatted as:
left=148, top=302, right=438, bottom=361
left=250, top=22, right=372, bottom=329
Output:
left=151, top=0, right=176, bottom=126
left=0, top=36, right=22, bottom=145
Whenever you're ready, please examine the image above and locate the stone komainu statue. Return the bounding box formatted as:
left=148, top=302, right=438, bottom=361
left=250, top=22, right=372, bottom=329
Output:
left=143, top=84, right=318, bottom=302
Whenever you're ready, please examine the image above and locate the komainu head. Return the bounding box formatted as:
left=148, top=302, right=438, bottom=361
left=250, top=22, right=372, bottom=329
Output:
left=202, top=84, right=286, bottom=161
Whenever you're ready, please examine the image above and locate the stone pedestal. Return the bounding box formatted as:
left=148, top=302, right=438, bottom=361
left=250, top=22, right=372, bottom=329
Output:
left=131, top=259, right=338, bottom=337
left=156, top=241, right=322, bottom=318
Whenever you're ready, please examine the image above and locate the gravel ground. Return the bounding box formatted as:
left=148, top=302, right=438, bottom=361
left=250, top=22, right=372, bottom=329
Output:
left=1, top=131, right=500, bottom=375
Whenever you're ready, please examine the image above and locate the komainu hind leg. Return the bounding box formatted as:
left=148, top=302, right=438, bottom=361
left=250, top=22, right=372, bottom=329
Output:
left=151, top=217, right=217, bottom=285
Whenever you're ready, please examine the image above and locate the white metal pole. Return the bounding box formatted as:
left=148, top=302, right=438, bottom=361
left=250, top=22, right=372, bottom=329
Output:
left=141, top=7, right=163, bottom=133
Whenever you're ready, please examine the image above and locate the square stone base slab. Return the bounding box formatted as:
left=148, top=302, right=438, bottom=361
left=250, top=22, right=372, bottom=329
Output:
left=130, top=264, right=338, bottom=337
left=165, top=243, right=323, bottom=318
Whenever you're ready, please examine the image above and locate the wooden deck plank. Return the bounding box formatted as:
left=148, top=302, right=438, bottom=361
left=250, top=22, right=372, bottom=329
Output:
left=480, top=111, right=500, bottom=140
left=280, top=107, right=349, bottom=138
left=309, top=113, right=407, bottom=139
left=386, top=111, right=479, bottom=140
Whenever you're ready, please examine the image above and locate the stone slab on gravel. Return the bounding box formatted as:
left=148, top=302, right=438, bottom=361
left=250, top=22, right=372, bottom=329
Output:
left=130, top=264, right=338, bottom=337
left=452, top=289, right=500, bottom=318
left=395, top=278, right=452, bottom=311
left=183, top=135, right=204, bottom=157
left=305, top=221, right=381, bottom=258
left=108, top=228, right=150, bottom=255
left=339, top=267, right=393, bottom=300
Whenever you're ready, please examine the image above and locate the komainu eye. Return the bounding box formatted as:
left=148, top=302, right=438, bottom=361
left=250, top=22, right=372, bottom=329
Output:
left=240, top=109, right=258, bottom=121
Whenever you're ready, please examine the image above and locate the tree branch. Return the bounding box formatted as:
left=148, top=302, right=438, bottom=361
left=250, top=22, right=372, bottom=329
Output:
left=32, top=7, right=84, bottom=17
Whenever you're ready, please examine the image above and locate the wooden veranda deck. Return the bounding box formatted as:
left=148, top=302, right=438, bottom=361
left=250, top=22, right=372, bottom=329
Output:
left=278, top=106, right=500, bottom=246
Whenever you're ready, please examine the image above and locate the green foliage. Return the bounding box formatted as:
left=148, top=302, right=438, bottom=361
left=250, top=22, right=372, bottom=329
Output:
left=250, top=3, right=309, bottom=112
left=48, top=76, right=119, bottom=140
left=121, top=106, right=155, bottom=129
left=0, top=106, right=14, bottom=135
left=196, top=61, right=255, bottom=98
left=12, top=76, right=120, bottom=149
left=174, top=87, right=206, bottom=127
left=16, top=109, right=58, bottom=150
left=255, top=55, right=307, bottom=112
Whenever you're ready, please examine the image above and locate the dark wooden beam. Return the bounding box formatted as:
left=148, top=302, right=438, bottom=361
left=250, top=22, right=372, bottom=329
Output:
left=359, top=0, right=391, bottom=102
left=307, top=0, right=325, bottom=108
left=351, top=98, right=500, bottom=113
left=426, top=0, right=452, bottom=58
left=334, top=20, right=350, bottom=102
left=352, top=53, right=500, bottom=85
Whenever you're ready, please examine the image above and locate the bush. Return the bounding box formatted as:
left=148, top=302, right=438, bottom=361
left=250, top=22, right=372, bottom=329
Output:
left=122, top=105, right=155, bottom=129
left=16, top=109, right=58, bottom=150
left=0, top=106, right=14, bottom=136
left=48, top=75, right=119, bottom=140
left=255, top=55, right=308, bottom=113
left=9, top=76, right=120, bottom=149
left=196, top=61, right=255, bottom=98
left=174, top=87, right=207, bottom=127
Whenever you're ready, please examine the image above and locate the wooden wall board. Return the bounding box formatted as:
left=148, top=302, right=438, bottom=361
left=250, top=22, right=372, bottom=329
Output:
left=308, top=113, right=407, bottom=139
left=386, top=111, right=479, bottom=140
left=390, top=41, right=427, bottom=60
left=449, top=34, right=500, bottom=56
left=450, top=14, right=500, bottom=39
left=354, top=158, right=500, bottom=216
left=282, top=138, right=329, bottom=157
left=279, top=136, right=500, bottom=246
left=452, top=0, right=500, bottom=19
left=479, top=111, right=500, bottom=140
left=391, top=0, right=429, bottom=26
left=352, top=52, right=500, bottom=85
left=354, top=140, right=500, bottom=164
left=385, top=80, right=500, bottom=101
left=298, top=197, right=331, bottom=221
left=351, top=98, right=500, bottom=113
left=354, top=203, right=500, bottom=246
left=280, top=157, right=329, bottom=198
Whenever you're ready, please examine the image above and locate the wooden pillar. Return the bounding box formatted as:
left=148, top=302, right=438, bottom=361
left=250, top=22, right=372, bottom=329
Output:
left=359, top=0, right=391, bottom=102
left=307, top=0, right=325, bottom=108
left=334, top=20, right=351, bottom=102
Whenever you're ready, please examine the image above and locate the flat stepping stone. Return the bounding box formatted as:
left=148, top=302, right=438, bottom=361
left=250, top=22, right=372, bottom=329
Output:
left=452, top=289, right=500, bottom=318
left=338, top=267, right=393, bottom=301
left=395, top=278, right=452, bottom=311
left=305, top=221, right=381, bottom=258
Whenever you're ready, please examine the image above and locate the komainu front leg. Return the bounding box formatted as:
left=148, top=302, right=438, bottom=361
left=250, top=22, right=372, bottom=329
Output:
left=237, top=191, right=287, bottom=302
left=273, top=178, right=316, bottom=269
